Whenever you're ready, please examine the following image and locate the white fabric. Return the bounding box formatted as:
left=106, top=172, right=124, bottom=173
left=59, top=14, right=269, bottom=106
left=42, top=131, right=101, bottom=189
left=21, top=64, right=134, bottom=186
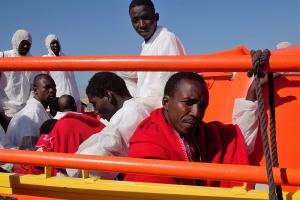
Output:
left=114, top=72, right=137, bottom=97
left=0, top=30, right=38, bottom=117
left=276, top=41, right=291, bottom=49
left=66, top=98, right=150, bottom=179
left=3, top=98, right=50, bottom=148
left=53, top=111, right=78, bottom=119
left=11, top=29, right=32, bottom=57
left=0, top=125, right=5, bottom=147
left=232, top=98, right=259, bottom=155
left=135, top=26, right=186, bottom=100
left=44, top=34, right=81, bottom=112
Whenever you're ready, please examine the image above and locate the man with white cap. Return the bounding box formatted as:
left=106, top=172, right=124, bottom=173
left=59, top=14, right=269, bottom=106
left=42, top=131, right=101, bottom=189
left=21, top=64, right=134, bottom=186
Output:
left=44, top=34, right=81, bottom=112
left=0, top=29, right=39, bottom=131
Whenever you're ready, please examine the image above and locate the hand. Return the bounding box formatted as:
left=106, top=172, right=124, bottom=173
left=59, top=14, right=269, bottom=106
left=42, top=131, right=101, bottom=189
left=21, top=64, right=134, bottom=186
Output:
left=246, top=73, right=281, bottom=102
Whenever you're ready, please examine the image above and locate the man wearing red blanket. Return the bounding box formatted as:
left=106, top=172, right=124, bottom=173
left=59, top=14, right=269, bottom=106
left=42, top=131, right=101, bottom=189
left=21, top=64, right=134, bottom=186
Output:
left=125, top=72, right=258, bottom=187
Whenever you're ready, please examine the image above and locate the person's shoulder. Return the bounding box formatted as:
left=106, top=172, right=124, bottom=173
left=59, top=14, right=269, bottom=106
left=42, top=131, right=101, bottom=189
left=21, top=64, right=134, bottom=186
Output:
left=158, top=26, right=178, bottom=39
left=119, top=99, right=149, bottom=119
left=206, top=121, right=236, bottom=130
left=129, top=110, right=164, bottom=142
left=3, top=50, right=14, bottom=57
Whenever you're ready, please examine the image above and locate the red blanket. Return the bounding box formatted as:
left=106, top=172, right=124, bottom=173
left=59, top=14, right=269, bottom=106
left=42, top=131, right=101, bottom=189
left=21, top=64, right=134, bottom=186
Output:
left=14, top=112, right=105, bottom=175
left=36, top=112, right=105, bottom=154
left=124, top=108, right=249, bottom=187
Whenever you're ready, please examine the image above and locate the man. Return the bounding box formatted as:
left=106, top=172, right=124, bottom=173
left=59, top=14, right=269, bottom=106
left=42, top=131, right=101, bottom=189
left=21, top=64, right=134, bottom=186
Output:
left=44, top=34, right=81, bottom=112
left=66, top=72, right=150, bottom=179
left=3, top=74, right=56, bottom=149
left=53, top=94, right=77, bottom=119
left=127, top=0, right=186, bottom=109
left=0, top=29, right=39, bottom=131
left=124, top=72, right=259, bottom=186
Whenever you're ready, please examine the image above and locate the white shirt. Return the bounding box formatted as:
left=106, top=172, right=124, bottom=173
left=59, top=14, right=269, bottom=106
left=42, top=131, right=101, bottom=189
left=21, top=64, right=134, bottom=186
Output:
left=233, top=98, right=259, bottom=155
left=0, top=125, right=5, bottom=148
left=0, top=51, right=38, bottom=117
left=4, top=98, right=50, bottom=148
left=44, top=53, right=81, bottom=112
left=114, top=72, right=137, bottom=97
left=66, top=98, right=150, bottom=179
left=136, top=26, right=186, bottom=99
left=53, top=111, right=78, bottom=120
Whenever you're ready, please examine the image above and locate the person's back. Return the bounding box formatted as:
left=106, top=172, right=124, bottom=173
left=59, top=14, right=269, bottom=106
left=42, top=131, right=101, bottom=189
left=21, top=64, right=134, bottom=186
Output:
left=44, top=34, right=81, bottom=112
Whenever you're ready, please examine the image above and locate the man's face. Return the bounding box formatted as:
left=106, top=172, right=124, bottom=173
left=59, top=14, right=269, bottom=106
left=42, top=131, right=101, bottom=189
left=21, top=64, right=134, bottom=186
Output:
left=88, top=94, right=114, bottom=121
left=129, top=5, right=158, bottom=41
left=163, top=79, right=209, bottom=136
left=34, top=77, right=56, bottom=106
left=50, top=40, right=60, bottom=55
left=18, top=40, right=31, bottom=56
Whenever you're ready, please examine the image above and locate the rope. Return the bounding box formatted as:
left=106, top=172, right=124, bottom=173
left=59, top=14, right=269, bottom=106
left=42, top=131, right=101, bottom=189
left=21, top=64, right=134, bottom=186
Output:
left=248, top=49, right=277, bottom=200
left=268, top=73, right=283, bottom=200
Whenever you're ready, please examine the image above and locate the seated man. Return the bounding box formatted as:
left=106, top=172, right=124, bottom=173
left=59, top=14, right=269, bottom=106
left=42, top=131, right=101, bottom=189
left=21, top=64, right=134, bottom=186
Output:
left=124, top=72, right=259, bottom=186
left=3, top=74, right=56, bottom=149
left=67, top=72, right=150, bottom=179
left=54, top=94, right=77, bottom=119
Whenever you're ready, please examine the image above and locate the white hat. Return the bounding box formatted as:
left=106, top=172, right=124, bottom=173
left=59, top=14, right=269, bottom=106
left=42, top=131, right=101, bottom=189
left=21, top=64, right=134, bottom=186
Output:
left=276, top=41, right=291, bottom=49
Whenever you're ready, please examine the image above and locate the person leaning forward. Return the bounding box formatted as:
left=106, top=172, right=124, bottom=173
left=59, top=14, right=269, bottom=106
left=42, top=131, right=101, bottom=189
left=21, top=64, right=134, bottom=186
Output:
left=124, top=72, right=260, bottom=187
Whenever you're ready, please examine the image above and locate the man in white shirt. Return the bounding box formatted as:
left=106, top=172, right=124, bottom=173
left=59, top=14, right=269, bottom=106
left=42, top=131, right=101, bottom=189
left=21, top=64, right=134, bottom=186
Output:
left=44, top=34, right=81, bottom=112
left=0, top=29, right=39, bottom=131
left=67, top=72, right=150, bottom=179
left=127, top=0, right=186, bottom=110
left=4, top=74, right=56, bottom=149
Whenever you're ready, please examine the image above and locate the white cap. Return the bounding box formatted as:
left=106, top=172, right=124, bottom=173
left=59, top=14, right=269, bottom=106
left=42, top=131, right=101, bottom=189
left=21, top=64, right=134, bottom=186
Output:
left=276, top=41, right=291, bottom=49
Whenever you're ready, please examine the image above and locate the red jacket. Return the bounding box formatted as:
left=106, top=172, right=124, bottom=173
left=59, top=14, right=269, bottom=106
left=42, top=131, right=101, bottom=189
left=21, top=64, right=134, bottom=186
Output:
left=124, top=108, right=249, bottom=187
left=14, top=112, right=105, bottom=175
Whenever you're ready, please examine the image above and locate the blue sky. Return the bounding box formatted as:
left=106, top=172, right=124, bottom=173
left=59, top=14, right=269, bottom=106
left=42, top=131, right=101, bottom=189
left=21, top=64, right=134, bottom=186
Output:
left=0, top=0, right=299, bottom=97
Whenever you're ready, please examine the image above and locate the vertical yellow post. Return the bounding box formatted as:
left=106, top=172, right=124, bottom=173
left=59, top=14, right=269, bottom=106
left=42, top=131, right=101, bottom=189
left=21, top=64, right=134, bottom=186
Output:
left=82, top=170, right=89, bottom=179
left=44, top=166, right=52, bottom=178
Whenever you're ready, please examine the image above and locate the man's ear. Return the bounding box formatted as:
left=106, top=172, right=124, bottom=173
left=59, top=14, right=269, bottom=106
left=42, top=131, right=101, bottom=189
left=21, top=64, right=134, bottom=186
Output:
left=105, top=90, right=113, bottom=103
left=155, top=13, right=159, bottom=21
left=33, top=86, right=37, bottom=95
left=162, top=96, right=170, bottom=111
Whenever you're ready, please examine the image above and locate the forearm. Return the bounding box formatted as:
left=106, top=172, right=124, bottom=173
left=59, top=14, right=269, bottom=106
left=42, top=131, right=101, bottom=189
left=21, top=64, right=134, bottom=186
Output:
left=232, top=98, right=259, bottom=154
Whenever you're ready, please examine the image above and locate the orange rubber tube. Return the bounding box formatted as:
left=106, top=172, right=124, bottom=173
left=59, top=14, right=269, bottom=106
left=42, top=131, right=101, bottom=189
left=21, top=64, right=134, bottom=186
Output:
left=0, top=55, right=300, bottom=72
left=0, top=149, right=299, bottom=185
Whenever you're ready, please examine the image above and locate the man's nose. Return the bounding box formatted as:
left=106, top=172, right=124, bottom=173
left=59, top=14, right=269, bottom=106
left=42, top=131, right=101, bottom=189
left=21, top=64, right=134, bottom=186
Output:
left=138, top=19, right=146, bottom=28
left=190, top=104, right=200, bottom=118
left=49, top=87, right=55, bottom=93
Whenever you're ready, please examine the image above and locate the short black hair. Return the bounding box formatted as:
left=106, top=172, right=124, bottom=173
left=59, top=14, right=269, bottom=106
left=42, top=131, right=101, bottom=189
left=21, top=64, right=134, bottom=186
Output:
left=86, top=72, right=131, bottom=98
left=40, top=119, right=58, bottom=134
left=58, top=94, right=77, bottom=112
left=33, top=73, right=54, bottom=87
left=164, top=72, right=208, bottom=98
left=129, top=0, right=155, bottom=13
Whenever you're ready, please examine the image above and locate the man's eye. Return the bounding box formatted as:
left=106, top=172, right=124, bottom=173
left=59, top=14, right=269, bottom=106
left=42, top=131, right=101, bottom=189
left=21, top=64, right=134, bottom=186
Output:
left=183, top=101, right=194, bottom=106
left=199, top=102, right=208, bottom=109
left=132, top=18, right=139, bottom=23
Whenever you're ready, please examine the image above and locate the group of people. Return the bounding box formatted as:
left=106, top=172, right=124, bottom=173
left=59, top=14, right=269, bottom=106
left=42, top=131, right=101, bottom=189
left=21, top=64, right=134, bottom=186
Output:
left=0, top=0, right=263, bottom=187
